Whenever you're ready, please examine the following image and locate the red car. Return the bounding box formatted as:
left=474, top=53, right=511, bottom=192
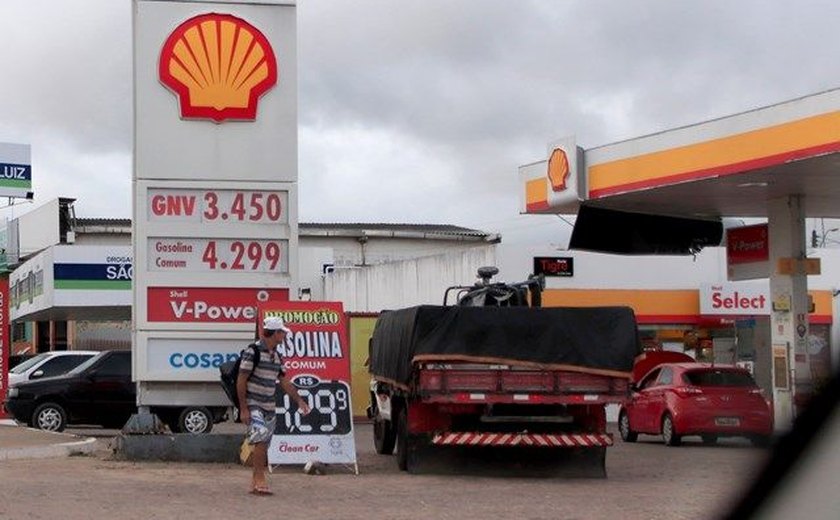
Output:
left=618, top=352, right=773, bottom=446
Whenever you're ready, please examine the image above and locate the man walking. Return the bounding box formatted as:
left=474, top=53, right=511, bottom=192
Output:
left=237, top=316, right=311, bottom=495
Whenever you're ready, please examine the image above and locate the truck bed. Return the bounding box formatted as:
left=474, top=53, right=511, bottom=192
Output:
left=370, top=305, right=641, bottom=387
left=415, top=363, right=629, bottom=405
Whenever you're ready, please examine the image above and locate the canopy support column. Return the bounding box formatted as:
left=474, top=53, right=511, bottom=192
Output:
left=768, top=195, right=811, bottom=432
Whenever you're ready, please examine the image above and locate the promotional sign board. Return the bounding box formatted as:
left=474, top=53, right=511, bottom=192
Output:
left=726, top=224, right=769, bottom=281
left=0, top=142, right=33, bottom=199
left=261, top=301, right=357, bottom=471
left=0, top=277, right=9, bottom=417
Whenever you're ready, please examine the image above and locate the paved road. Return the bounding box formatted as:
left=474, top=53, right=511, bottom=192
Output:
left=0, top=424, right=768, bottom=520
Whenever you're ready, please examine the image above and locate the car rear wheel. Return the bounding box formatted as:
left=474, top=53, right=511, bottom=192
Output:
left=662, top=413, right=681, bottom=446
left=177, top=406, right=213, bottom=434
left=618, top=411, right=637, bottom=442
left=32, top=402, right=67, bottom=432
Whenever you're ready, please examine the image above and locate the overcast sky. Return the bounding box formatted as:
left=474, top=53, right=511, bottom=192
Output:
left=0, top=0, right=838, bottom=248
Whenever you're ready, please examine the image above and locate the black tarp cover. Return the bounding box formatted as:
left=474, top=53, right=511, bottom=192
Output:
left=369, top=305, right=641, bottom=387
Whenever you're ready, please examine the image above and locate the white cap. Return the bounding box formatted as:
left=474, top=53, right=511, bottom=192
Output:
left=263, top=316, right=292, bottom=335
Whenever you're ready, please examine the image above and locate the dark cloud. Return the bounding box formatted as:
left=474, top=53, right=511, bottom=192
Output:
left=1, top=0, right=838, bottom=240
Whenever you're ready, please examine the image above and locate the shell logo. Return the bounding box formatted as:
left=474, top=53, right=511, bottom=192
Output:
left=547, top=147, right=570, bottom=192
left=159, top=13, right=277, bottom=123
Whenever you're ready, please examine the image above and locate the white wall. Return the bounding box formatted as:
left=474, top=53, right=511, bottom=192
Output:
left=498, top=244, right=727, bottom=289
left=17, top=198, right=59, bottom=259
left=303, top=235, right=487, bottom=267
left=298, top=246, right=334, bottom=301
left=324, top=246, right=496, bottom=312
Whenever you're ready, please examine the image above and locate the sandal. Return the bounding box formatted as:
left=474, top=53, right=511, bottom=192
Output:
left=250, top=486, right=274, bottom=496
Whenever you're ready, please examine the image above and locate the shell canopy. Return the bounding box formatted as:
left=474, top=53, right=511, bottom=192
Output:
left=159, top=13, right=278, bottom=123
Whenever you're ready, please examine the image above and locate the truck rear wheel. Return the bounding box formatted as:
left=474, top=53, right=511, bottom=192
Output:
left=374, top=416, right=396, bottom=454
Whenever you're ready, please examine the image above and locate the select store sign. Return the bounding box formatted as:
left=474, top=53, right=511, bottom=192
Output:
left=700, top=284, right=769, bottom=316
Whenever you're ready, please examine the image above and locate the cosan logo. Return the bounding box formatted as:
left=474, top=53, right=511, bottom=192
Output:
left=169, top=351, right=238, bottom=369
left=710, top=287, right=766, bottom=311
left=159, top=13, right=278, bottom=123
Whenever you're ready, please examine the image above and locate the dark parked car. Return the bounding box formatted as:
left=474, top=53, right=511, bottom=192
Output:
left=618, top=352, right=773, bottom=446
left=3, top=350, right=226, bottom=434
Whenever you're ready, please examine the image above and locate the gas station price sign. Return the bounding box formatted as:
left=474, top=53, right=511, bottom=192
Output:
left=148, top=237, right=289, bottom=273
left=147, top=188, right=288, bottom=224
left=261, top=301, right=358, bottom=468
left=277, top=375, right=353, bottom=436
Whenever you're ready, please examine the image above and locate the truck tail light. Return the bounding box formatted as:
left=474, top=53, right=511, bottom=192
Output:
left=419, top=370, right=443, bottom=391
left=501, top=371, right=554, bottom=392
left=446, top=371, right=498, bottom=391
left=558, top=373, right=611, bottom=393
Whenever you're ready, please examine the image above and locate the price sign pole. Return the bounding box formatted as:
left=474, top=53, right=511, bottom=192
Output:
left=261, top=301, right=358, bottom=474
left=133, top=2, right=298, bottom=423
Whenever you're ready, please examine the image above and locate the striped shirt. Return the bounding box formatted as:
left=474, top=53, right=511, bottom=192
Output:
left=239, top=341, right=285, bottom=418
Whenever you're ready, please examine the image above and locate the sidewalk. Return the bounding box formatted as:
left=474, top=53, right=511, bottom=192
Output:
left=0, top=419, right=99, bottom=460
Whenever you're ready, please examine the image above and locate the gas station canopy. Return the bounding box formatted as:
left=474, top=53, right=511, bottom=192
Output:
left=520, top=87, right=840, bottom=430
left=522, top=88, right=840, bottom=225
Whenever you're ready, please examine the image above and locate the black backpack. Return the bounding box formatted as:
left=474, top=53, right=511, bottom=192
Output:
left=219, top=343, right=260, bottom=422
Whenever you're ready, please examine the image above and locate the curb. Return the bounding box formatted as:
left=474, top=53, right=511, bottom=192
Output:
left=0, top=436, right=100, bottom=461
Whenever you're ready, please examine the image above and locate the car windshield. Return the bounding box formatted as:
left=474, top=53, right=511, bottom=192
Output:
left=684, top=369, right=757, bottom=387
left=9, top=353, right=49, bottom=374
left=67, top=352, right=107, bottom=375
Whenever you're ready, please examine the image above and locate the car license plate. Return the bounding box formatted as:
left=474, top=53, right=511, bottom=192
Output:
left=715, top=417, right=740, bottom=427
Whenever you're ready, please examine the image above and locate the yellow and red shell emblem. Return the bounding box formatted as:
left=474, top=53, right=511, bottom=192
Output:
left=547, top=148, right=570, bottom=192
left=159, top=13, right=277, bottom=123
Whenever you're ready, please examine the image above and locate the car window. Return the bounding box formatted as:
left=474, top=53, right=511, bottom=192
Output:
left=684, top=369, right=757, bottom=387
left=38, top=355, right=94, bottom=378
left=656, top=367, right=673, bottom=386
left=69, top=352, right=108, bottom=375
left=94, top=353, right=131, bottom=377
left=9, top=353, right=49, bottom=374
left=639, top=368, right=662, bottom=389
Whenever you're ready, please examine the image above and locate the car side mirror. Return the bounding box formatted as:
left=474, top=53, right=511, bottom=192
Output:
left=30, top=369, right=45, bottom=379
